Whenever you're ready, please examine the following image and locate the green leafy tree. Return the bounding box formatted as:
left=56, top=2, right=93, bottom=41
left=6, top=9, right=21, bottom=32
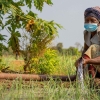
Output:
left=56, top=43, right=63, bottom=54
left=65, top=46, right=80, bottom=56
left=0, top=0, right=62, bottom=72
left=0, top=34, right=7, bottom=56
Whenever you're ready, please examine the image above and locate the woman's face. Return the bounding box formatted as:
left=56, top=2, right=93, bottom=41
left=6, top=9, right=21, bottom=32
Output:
left=85, top=16, right=99, bottom=24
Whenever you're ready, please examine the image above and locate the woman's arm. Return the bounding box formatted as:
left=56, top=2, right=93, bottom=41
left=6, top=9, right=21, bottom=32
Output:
left=84, top=56, right=100, bottom=65
left=75, top=43, right=89, bottom=67
left=82, top=43, right=100, bottom=65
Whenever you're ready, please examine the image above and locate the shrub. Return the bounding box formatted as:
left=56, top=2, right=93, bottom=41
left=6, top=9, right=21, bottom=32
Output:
left=31, top=49, right=59, bottom=74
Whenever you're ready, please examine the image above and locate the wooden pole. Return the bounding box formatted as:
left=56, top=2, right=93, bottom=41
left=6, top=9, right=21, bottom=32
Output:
left=0, top=73, right=76, bottom=81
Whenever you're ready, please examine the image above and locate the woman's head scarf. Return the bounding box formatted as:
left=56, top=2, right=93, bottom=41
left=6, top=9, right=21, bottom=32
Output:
left=84, top=6, right=100, bottom=21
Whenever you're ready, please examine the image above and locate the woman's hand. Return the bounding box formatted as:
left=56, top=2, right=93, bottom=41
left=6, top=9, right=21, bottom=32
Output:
left=82, top=57, right=88, bottom=67
left=75, top=57, right=89, bottom=68
left=74, top=57, right=82, bottom=67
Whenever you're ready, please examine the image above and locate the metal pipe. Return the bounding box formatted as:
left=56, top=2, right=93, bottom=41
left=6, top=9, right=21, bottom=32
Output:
left=0, top=73, right=76, bottom=81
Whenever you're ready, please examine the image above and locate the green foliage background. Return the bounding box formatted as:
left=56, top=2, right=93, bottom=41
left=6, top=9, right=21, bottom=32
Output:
left=0, top=0, right=81, bottom=74
left=31, top=49, right=59, bottom=74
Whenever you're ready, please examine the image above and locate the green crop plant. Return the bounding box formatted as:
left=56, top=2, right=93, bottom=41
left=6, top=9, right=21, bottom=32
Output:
left=31, top=49, right=59, bottom=74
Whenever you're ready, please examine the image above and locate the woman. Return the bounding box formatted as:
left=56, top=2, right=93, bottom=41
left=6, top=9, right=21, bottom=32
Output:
left=75, top=6, right=100, bottom=79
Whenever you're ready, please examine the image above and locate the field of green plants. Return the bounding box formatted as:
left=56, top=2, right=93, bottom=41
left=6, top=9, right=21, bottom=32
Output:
left=1, top=0, right=100, bottom=100
left=0, top=49, right=78, bottom=75
left=0, top=54, right=100, bottom=100
left=0, top=78, right=100, bottom=100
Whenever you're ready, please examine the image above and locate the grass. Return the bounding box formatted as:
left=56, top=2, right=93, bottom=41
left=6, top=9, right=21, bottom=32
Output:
left=0, top=78, right=100, bottom=100
left=56, top=55, right=78, bottom=75
left=0, top=55, right=24, bottom=72
left=0, top=54, right=100, bottom=100
left=0, top=55, right=78, bottom=75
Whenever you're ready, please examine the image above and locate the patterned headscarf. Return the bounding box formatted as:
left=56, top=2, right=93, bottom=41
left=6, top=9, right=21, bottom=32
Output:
left=84, top=6, right=100, bottom=21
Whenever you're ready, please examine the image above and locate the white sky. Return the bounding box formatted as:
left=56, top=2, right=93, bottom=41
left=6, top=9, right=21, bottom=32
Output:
left=31, top=0, right=100, bottom=48
left=1, top=0, right=100, bottom=48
